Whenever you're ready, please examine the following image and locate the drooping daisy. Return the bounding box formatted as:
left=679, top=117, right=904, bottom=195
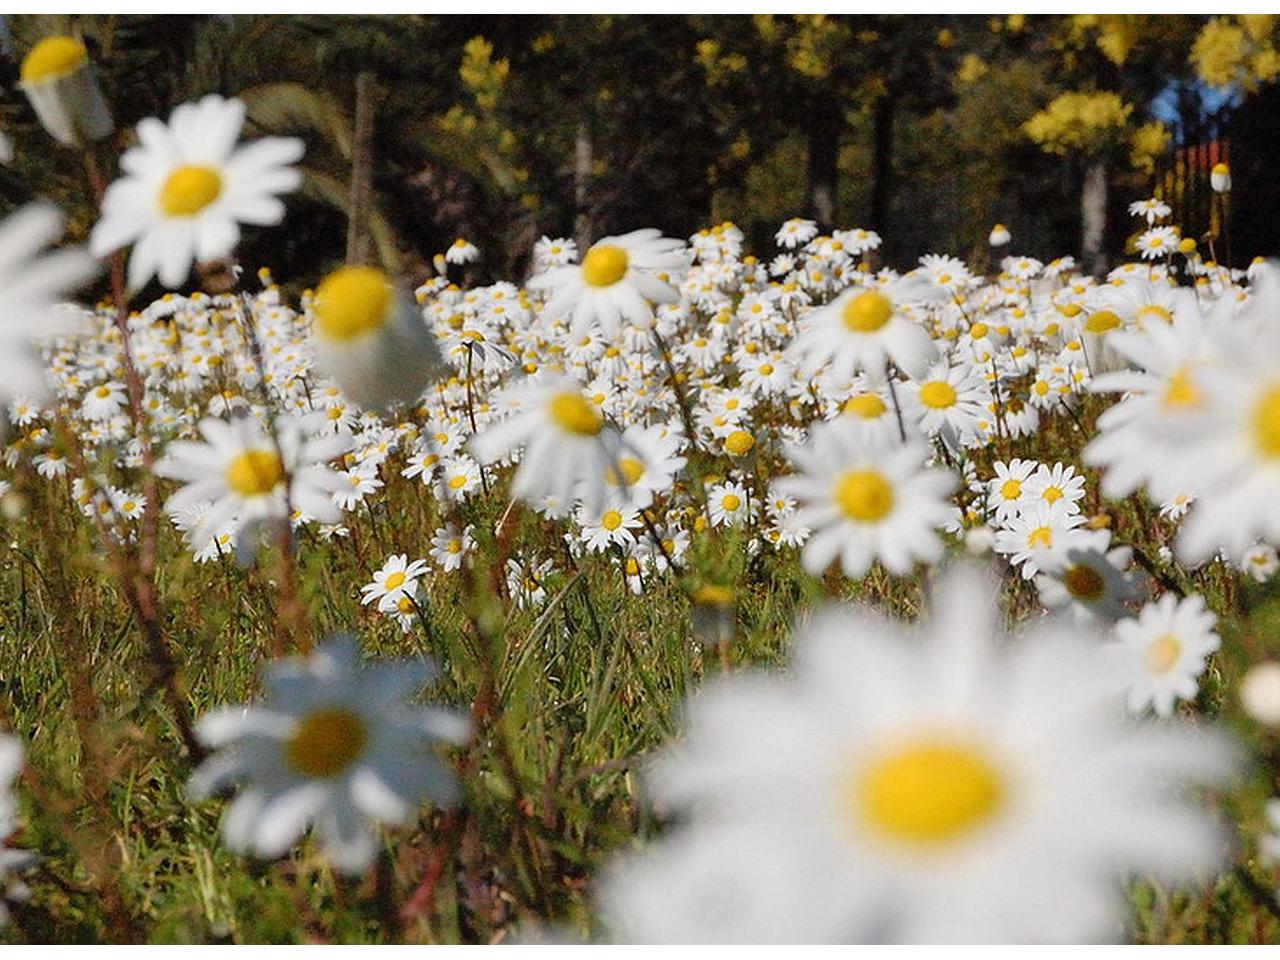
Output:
left=444, top=238, right=479, bottom=265
left=89, top=94, right=304, bottom=290
left=187, top=635, right=468, bottom=874
left=775, top=420, right=956, bottom=578
left=600, top=566, right=1236, bottom=943
left=1105, top=592, right=1221, bottom=718
left=310, top=265, right=447, bottom=412
left=1034, top=529, right=1142, bottom=624
left=156, top=413, right=351, bottom=550
left=529, top=229, right=688, bottom=338
left=775, top=218, right=819, bottom=249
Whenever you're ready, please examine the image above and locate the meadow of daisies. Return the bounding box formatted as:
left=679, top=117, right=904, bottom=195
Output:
left=5, top=34, right=1280, bottom=947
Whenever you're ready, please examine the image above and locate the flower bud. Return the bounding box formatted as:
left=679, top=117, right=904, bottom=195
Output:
left=988, top=223, right=1011, bottom=247
left=1242, top=662, right=1280, bottom=726
left=20, top=36, right=113, bottom=148
left=1210, top=162, right=1231, bottom=194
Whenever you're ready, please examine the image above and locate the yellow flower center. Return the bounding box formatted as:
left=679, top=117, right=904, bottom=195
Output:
left=969, top=322, right=989, bottom=339
left=1063, top=563, right=1105, bottom=600
left=845, top=393, right=887, bottom=419
left=601, top=510, right=623, bottom=531
left=1041, top=485, right=1063, bottom=504
left=21, top=36, right=87, bottom=83
left=314, top=266, right=393, bottom=342
left=448, top=474, right=467, bottom=490
left=835, top=469, right=894, bottom=522
left=581, top=244, right=629, bottom=287
left=1084, top=310, right=1122, bottom=335
left=721, top=493, right=741, bottom=512
left=919, top=381, right=957, bottom=409
left=852, top=737, right=1005, bottom=847
left=1145, top=634, right=1182, bottom=674
left=384, top=571, right=406, bottom=591
left=725, top=430, right=755, bottom=455
left=1136, top=304, right=1173, bottom=326
left=95, top=385, right=111, bottom=398
left=159, top=165, right=223, bottom=217
left=1252, top=384, right=1280, bottom=458
left=1026, top=525, right=1052, bottom=549
left=285, top=708, right=368, bottom=779
left=548, top=391, right=603, bottom=436
left=841, top=290, right=894, bottom=333
left=225, top=449, right=284, bottom=497
left=1162, top=366, right=1202, bottom=410
left=446, top=538, right=462, bottom=554
left=999, top=479, right=1022, bottom=500
left=397, top=596, right=415, bottom=614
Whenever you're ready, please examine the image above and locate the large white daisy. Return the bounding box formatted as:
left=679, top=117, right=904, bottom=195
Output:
left=89, top=94, right=303, bottom=290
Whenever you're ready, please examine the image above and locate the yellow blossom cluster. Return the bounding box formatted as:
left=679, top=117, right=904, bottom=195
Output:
left=1191, top=16, right=1280, bottom=91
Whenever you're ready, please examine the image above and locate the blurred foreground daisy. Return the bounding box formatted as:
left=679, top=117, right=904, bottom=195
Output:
left=311, top=265, right=447, bottom=410
left=529, top=229, right=687, bottom=339
left=0, top=734, right=37, bottom=928
left=89, top=94, right=303, bottom=290
left=156, top=413, right=351, bottom=556
left=471, top=375, right=623, bottom=511
left=0, top=204, right=96, bottom=415
left=600, top=566, right=1237, bottom=943
left=187, top=635, right=468, bottom=874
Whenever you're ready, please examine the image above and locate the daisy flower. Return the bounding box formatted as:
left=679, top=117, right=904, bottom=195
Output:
left=790, top=274, right=943, bottom=381
left=775, top=421, right=956, bottom=578
left=529, top=229, right=688, bottom=338
left=89, top=94, right=303, bottom=290
left=360, top=554, right=428, bottom=613
left=1034, top=529, right=1142, bottom=624
left=1106, top=592, right=1221, bottom=718
left=311, top=265, right=447, bottom=412
left=444, top=238, right=479, bottom=265
left=1022, top=461, right=1086, bottom=513
left=900, top=360, right=988, bottom=449
left=0, top=205, right=96, bottom=411
left=578, top=503, right=643, bottom=553
left=600, top=566, right=1236, bottom=943
left=985, top=458, right=1037, bottom=526
left=775, top=218, right=819, bottom=249
left=187, top=636, right=468, bottom=874
left=1128, top=197, right=1172, bottom=225
left=156, top=413, right=350, bottom=550
left=430, top=523, right=474, bottom=573
left=470, top=376, right=622, bottom=512
left=332, top=464, right=383, bottom=512
left=992, top=500, right=1088, bottom=580
left=706, top=481, right=751, bottom=528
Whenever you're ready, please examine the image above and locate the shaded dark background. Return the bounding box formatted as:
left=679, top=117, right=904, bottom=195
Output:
left=0, top=14, right=1274, bottom=296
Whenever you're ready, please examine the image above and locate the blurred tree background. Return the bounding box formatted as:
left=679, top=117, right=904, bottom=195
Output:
left=0, top=13, right=1276, bottom=291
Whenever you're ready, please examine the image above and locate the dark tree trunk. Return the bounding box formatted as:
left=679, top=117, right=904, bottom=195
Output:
left=346, top=71, right=376, bottom=267
left=573, top=117, right=594, bottom=251
left=870, top=93, right=895, bottom=241
left=805, top=94, right=842, bottom=231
